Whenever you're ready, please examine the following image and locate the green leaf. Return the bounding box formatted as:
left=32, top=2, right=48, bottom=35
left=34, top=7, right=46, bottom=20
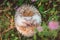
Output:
left=40, top=0, right=48, bottom=2
left=11, top=34, right=14, bottom=37
left=17, top=0, right=24, bottom=6
left=6, top=2, right=10, bottom=6
left=38, top=5, right=44, bottom=13
left=14, top=37, right=18, bottom=40
left=50, top=8, right=56, bottom=15
left=33, top=34, right=37, bottom=40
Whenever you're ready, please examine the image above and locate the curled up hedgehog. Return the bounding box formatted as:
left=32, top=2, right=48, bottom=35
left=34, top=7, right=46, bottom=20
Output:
left=15, top=4, right=43, bottom=37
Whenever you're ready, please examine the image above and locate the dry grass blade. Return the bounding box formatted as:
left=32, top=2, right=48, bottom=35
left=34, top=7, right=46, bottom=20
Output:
left=2, top=16, right=14, bottom=34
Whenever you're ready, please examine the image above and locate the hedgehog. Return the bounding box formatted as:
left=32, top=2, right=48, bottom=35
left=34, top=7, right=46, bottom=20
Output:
left=15, top=4, right=42, bottom=37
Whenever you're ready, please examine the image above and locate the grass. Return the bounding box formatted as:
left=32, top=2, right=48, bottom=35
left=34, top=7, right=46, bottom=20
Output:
left=0, top=0, right=60, bottom=40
